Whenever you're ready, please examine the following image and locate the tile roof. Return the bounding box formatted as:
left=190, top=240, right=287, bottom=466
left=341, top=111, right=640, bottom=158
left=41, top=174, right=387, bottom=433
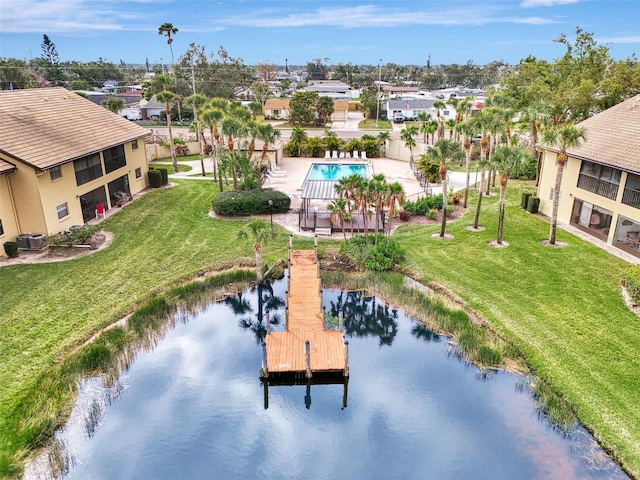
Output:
left=564, top=94, right=640, bottom=173
left=264, top=98, right=290, bottom=110
left=0, top=158, right=16, bottom=174
left=0, top=87, right=150, bottom=170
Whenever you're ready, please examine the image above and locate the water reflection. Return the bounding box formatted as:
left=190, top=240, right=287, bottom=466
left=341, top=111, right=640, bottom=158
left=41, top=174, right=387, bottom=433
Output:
left=48, top=278, right=627, bottom=480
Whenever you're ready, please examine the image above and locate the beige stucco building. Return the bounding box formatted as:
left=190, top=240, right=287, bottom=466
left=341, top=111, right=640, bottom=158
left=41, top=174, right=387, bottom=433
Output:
left=0, top=87, right=150, bottom=256
left=537, top=95, right=640, bottom=258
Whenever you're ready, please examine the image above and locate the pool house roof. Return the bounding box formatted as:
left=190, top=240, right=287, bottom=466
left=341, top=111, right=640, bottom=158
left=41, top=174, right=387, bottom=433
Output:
left=301, top=180, right=339, bottom=200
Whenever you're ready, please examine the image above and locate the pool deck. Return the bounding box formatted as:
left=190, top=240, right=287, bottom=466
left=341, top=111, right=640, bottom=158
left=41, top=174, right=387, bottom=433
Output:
left=263, top=156, right=467, bottom=209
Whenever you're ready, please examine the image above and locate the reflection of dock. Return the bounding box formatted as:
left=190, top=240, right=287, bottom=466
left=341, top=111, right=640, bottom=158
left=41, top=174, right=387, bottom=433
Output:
left=261, top=241, right=349, bottom=409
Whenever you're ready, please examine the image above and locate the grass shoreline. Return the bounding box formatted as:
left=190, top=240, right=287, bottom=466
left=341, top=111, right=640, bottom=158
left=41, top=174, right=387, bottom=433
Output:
left=1, top=180, right=639, bottom=478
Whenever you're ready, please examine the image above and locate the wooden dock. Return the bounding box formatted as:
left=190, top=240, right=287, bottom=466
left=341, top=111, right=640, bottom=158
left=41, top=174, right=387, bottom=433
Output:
left=262, top=249, right=348, bottom=379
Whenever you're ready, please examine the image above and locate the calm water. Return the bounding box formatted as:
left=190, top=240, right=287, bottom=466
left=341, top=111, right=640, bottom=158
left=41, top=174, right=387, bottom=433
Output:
left=306, top=163, right=368, bottom=181
left=55, top=279, right=627, bottom=480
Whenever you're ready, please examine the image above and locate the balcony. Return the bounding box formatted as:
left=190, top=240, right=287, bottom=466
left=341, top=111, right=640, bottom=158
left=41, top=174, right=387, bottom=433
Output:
left=622, top=188, right=640, bottom=209
left=577, top=174, right=619, bottom=200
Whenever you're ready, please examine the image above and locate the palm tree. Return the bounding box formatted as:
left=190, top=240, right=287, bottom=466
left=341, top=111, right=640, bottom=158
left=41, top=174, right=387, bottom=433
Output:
left=327, top=198, right=351, bottom=241
left=256, top=123, right=281, bottom=188
left=220, top=117, right=246, bottom=190
left=289, top=126, right=307, bottom=156
left=158, top=23, right=181, bottom=120
left=486, top=146, right=533, bottom=244
left=377, top=131, right=390, bottom=157
left=102, top=98, right=125, bottom=115
left=201, top=106, right=225, bottom=191
left=446, top=119, right=457, bottom=140
left=457, top=120, right=478, bottom=209
left=424, top=139, right=465, bottom=238
left=371, top=174, right=387, bottom=239
left=156, top=90, right=179, bottom=172
left=542, top=124, right=587, bottom=245
left=470, top=110, right=493, bottom=229
left=426, top=120, right=438, bottom=145
left=237, top=219, right=275, bottom=282
left=335, top=175, right=360, bottom=235
left=416, top=111, right=431, bottom=143
left=257, top=123, right=281, bottom=165
left=184, top=93, right=208, bottom=177
left=433, top=99, right=446, bottom=140
left=400, top=125, right=418, bottom=164
left=384, top=182, right=405, bottom=247
left=519, top=101, right=552, bottom=186
left=158, top=23, right=178, bottom=67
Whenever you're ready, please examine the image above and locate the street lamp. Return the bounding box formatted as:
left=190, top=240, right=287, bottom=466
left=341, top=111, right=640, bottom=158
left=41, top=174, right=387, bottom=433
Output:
left=268, top=200, right=274, bottom=230
left=375, top=59, right=382, bottom=128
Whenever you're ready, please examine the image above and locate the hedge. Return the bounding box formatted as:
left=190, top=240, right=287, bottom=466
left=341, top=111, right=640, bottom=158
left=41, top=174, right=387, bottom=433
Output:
left=211, top=188, right=291, bottom=216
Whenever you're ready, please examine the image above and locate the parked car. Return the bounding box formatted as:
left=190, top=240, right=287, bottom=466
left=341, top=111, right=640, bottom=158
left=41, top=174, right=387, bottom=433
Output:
left=393, top=113, right=405, bottom=124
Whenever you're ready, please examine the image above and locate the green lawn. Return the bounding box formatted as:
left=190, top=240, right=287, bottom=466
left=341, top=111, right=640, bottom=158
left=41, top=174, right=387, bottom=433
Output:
left=394, top=182, right=640, bottom=477
left=150, top=162, right=193, bottom=173
left=359, top=119, right=392, bottom=130
left=1, top=180, right=639, bottom=477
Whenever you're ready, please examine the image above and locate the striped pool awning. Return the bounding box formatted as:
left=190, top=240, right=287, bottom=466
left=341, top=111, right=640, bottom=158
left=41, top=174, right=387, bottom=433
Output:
left=301, top=180, right=339, bottom=200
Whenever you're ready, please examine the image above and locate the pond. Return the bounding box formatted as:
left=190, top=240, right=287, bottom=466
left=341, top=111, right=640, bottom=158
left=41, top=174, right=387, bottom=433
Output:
left=47, top=278, right=626, bottom=480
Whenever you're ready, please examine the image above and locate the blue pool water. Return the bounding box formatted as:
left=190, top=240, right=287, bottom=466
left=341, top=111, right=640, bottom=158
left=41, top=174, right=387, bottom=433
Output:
left=306, top=163, right=368, bottom=181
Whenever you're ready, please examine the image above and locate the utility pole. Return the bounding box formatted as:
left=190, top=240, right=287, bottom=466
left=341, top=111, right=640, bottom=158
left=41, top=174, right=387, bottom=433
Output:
left=375, top=59, right=382, bottom=128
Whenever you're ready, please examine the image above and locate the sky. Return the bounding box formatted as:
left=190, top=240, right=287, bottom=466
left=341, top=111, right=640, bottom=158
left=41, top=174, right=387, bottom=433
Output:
left=0, top=0, right=638, bottom=67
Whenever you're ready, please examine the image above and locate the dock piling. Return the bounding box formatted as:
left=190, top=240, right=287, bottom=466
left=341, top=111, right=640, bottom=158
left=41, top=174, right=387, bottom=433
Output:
left=344, top=340, right=349, bottom=377
left=305, top=340, right=312, bottom=379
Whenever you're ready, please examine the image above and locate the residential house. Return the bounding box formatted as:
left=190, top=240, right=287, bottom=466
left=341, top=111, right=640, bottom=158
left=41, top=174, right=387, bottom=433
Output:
left=304, top=80, right=352, bottom=100
left=0, top=87, right=150, bottom=255
left=537, top=94, right=640, bottom=258
left=330, top=100, right=350, bottom=122
left=264, top=99, right=291, bottom=120
left=386, top=99, right=456, bottom=122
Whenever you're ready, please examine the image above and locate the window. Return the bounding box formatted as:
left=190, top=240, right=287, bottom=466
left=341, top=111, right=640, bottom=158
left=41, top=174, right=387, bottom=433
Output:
left=103, top=145, right=126, bottom=174
left=0, top=219, right=4, bottom=236
left=74, top=153, right=103, bottom=186
left=274, top=109, right=280, bottom=116
left=132, top=139, right=139, bottom=150
left=135, top=167, right=142, bottom=179
left=57, top=202, right=69, bottom=219
left=49, top=166, right=62, bottom=181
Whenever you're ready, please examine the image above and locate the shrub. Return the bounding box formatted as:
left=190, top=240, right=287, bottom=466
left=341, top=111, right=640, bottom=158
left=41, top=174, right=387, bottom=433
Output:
left=47, top=225, right=99, bottom=248
left=154, top=167, right=168, bottom=185
left=148, top=169, right=163, bottom=188
left=451, top=192, right=462, bottom=204
left=624, top=265, right=640, bottom=305
left=521, top=192, right=532, bottom=209
left=404, top=194, right=444, bottom=216
left=340, top=234, right=405, bottom=272
left=398, top=209, right=411, bottom=222
left=527, top=196, right=540, bottom=214
left=3, top=241, right=18, bottom=258
left=211, top=188, right=291, bottom=216
left=446, top=206, right=455, bottom=217
left=427, top=208, right=439, bottom=220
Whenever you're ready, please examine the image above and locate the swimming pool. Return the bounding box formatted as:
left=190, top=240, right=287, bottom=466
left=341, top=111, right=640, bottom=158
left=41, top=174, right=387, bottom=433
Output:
left=305, top=163, right=369, bottom=181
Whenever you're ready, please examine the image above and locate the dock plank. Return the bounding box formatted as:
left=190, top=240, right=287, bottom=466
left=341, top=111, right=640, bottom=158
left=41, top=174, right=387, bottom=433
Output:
left=264, top=250, right=346, bottom=375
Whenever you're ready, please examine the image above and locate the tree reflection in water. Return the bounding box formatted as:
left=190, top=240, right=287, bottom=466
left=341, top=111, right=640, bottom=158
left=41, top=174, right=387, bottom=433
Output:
left=226, top=280, right=286, bottom=344
left=326, top=290, right=399, bottom=346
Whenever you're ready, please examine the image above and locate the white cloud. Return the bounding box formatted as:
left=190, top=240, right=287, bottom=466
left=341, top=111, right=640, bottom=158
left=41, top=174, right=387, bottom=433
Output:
left=215, top=5, right=559, bottom=28
left=520, top=0, right=579, bottom=7
left=598, top=35, right=640, bottom=45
